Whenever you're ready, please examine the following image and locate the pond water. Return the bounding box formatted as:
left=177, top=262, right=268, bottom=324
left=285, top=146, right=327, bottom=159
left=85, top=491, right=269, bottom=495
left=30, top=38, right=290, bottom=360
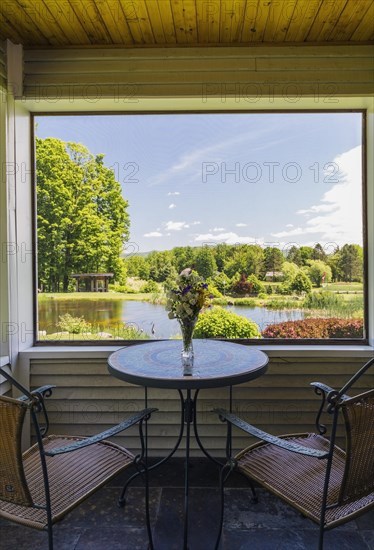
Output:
left=38, top=298, right=305, bottom=338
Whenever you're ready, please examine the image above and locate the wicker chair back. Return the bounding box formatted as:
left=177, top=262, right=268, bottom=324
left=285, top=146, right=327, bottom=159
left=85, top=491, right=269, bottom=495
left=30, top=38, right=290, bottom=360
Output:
left=0, top=396, right=34, bottom=506
left=339, top=388, right=374, bottom=504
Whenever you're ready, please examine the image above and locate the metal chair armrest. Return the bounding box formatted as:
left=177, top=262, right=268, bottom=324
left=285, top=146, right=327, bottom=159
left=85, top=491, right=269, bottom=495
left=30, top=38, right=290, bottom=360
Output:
left=18, top=385, right=56, bottom=402
left=45, top=407, right=158, bottom=456
left=310, top=382, right=350, bottom=401
left=214, top=408, right=329, bottom=459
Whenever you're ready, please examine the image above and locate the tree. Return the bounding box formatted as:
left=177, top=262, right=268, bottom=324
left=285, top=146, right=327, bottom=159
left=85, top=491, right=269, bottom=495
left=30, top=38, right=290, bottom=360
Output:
left=37, top=138, right=129, bottom=291
left=224, top=245, right=264, bottom=278
left=172, top=246, right=196, bottom=273
left=264, top=247, right=284, bottom=278
left=307, top=260, right=332, bottom=287
left=147, top=250, right=177, bottom=282
left=289, top=271, right=313, bottom=294
left=125, top=255, right=150, bottom=279
left=281, top=261, right=300, bottom=282
left=214, top=243, right=230, bottom=272
left=337, top=244, right=363, bottom=282
left=299, top=246, right=314, bottom=265
left=312, top=243, right=327, bottom=262
left=286, top=245, right=302, bottom=266
left=194, top=247, right=217, bottom=279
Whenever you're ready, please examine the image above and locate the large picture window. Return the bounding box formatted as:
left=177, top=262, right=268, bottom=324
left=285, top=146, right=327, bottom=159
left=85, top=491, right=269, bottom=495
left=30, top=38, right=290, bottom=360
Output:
left=34, top=111, right=366, bottom=344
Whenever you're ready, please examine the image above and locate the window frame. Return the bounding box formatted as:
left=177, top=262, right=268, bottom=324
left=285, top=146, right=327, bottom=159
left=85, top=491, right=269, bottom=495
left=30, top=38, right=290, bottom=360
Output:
left=31, top=109, right=369, bottom=347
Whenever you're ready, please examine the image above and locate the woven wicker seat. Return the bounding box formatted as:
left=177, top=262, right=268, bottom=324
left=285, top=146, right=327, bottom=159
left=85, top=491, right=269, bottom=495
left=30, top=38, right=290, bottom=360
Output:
left=0, top=367, right=157, bottom=549
left=214, top=357, right=374, bottom=550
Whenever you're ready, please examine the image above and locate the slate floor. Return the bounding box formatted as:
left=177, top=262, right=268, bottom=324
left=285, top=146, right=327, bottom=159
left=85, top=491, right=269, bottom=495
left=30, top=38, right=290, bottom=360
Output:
left=0, top=458, right=373, bottom=550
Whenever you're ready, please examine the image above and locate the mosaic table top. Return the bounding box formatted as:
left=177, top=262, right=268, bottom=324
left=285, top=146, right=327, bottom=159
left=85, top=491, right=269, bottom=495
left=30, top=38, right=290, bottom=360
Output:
left=108, top=340, right=268, bottom=390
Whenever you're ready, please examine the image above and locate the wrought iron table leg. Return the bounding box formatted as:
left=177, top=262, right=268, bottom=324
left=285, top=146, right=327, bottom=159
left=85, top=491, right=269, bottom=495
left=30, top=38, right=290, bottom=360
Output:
left=183, top=389, right=193, bottom=550
left=193, top=387, right=234, bottom=467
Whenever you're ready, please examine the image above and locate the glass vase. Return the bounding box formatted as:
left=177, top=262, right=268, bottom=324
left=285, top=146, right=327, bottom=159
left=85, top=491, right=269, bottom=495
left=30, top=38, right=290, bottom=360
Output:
left=179, top=318, right=197, bottom=375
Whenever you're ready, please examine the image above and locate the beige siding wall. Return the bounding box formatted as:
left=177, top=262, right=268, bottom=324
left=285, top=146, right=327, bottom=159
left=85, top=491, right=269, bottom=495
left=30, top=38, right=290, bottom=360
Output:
left=0, top=42, right=6, bottom=89
left=23, top=45, right=374, bottom=100
left=30, top=355, right=373, bottom=457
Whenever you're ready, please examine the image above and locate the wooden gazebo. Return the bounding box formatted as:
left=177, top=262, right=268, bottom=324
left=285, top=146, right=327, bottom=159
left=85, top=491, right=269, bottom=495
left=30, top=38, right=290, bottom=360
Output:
left=71, top=273, right=113, bottom=292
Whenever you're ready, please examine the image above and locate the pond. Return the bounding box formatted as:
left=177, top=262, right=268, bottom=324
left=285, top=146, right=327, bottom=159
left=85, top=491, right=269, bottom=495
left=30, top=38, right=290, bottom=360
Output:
left=38, top=298, right=305, bottom=339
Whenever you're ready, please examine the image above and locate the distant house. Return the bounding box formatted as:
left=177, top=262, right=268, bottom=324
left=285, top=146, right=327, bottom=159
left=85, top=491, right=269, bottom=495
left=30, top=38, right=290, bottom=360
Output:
left=264, top=271, right=284, bottom=282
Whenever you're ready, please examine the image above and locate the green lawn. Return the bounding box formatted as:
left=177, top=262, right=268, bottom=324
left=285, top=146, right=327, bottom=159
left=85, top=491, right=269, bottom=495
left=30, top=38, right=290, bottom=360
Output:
left=38, top=291, right=153, bottom=301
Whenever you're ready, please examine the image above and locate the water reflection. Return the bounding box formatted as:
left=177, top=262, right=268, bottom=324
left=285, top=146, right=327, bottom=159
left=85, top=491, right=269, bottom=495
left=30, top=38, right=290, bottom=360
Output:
left=38, top=298, right=305, bottom=339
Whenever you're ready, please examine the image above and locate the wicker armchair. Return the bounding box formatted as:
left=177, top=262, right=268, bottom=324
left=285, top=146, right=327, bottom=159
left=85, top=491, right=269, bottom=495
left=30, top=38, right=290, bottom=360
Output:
left=214, top=357, right=374, bottom=550
left=0, top=366, right=157, bottom=549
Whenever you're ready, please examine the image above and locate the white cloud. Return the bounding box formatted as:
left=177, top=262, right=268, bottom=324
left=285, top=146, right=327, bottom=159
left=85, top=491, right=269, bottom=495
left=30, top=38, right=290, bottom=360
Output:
left=169, top=203, right=176, bottom=209
left=151, top=126, right=285, bottom=186
left=144, top=231, right=163, bottom=237
left=297, top=204, right=338, bottom=215
left=271, top=146, right=363, bottom=246
left=194, top=232, right=262, bottom=245
left=210, top=227, right=225, bottom=232
left=165, top=221, right=190, bottom=231
left=191, top=221, right=201, bottom=226
left=286, top=223, right=294, bottom=228
left=236, top=223, right=247, bottom=227
left=167, top=191, right=180, bottom=196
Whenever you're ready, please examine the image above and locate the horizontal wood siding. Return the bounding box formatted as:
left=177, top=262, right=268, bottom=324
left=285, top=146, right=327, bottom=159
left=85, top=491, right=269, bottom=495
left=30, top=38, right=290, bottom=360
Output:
left=30, top=356, right=373, bottom=457
left=23, top=45, right=374, bottom=100
left=0, top=41, right=6, bottom=89
left=0, top=361, right=12, bottom=396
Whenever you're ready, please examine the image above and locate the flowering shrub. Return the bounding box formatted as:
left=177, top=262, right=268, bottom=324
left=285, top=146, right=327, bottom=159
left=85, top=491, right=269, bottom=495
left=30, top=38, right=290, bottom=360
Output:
left=165, top=268, right=210, bottom=322
left=262, top=317, right=363, bottom=339
left=194, top=307, right=261, bottom=339
left=57, top=313, right=92, bottom=334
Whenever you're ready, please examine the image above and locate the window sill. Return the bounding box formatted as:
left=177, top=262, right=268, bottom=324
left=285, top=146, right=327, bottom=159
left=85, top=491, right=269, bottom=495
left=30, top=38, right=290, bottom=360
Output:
left=19, top=344, right=374, bottom=361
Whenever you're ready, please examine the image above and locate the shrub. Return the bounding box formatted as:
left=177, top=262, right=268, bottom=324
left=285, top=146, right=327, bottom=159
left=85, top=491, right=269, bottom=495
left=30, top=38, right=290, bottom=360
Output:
left=262, top=317, right=363, bottom=339
left=194, top=307, right=261, bottom=339
left=207, top=283, right=223, bottom=298
left=140, top=280, right=159, bottom=293
left=231, top=273, right=265, bottom=296
left=207, top=272, right=231, bottom=295
left=112, top=284, right=129, bottom=293
left=57, top=313, right=92, bottom=334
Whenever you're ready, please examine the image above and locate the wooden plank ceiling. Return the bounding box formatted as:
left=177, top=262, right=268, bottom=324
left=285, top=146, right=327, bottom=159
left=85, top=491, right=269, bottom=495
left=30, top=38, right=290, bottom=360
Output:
left=0, top=0, right=373, bottom=48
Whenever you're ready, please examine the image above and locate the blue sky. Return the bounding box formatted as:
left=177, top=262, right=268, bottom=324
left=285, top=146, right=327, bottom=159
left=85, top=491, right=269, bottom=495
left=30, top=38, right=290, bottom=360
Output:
left=35, top=112, right=363, bottom=254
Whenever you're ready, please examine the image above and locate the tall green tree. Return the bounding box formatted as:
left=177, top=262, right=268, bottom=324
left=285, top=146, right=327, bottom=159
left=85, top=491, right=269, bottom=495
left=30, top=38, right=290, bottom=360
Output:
left=194, top=247, right=217, bottom=279
left=37, top=138, right=129, bottom=291
left=264, top=247, right=284, bottom=277
left=286, top=245, right=302, bottom=266
left=337, top=244, right=363, bottom=282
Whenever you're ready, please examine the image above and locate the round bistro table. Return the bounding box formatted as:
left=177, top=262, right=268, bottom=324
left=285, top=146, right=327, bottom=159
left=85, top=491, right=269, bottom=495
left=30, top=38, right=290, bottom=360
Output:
left=108, top=339, right=269, bottom=549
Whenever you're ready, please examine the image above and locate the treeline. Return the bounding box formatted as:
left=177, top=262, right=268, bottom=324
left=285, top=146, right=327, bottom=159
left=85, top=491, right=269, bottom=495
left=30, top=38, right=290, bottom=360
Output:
left=125, top=242, right=363, bottom=292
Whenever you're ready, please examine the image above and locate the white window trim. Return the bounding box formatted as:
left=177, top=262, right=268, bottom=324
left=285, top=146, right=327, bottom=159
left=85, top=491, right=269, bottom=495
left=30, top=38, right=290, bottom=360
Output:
left=4, top=85, right=374, bottom=359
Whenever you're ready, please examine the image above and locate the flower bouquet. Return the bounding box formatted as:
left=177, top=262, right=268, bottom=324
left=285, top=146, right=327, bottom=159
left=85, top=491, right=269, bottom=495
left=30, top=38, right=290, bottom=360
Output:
left=165, top=268, right=210, bottom=373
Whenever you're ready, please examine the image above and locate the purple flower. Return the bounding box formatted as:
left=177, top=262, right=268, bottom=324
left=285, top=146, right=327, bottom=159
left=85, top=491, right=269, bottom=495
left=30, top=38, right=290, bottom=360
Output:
left=181, top=285, right=192, bottom=295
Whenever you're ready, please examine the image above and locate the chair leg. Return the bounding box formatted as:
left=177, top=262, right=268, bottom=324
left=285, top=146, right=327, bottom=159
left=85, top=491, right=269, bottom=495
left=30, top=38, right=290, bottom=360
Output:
left=214, top=460, right=235, bottom=550
left=47, top=518, right=53, bottom=550
left=136, top=458, right=154, bottom=550
left=318, top=523, right=325, bottom=550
